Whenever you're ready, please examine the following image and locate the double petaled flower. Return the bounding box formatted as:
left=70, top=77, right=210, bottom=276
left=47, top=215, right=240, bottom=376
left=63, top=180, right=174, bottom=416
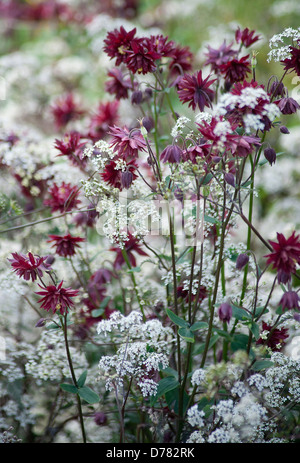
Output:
left=44, top=182, right=81, bottom=213
left=47, top=234, right=85, bottom=258
left=9, top=252, right=52, bottom=282
left=103, top=26, right=137, bottom=66
left=51, top=93, right=84, bottom=129
left=109, top=125, right=147, bottom=158
left=264, top=231, right=300, bottom=284
left=101, top=159, right=138, bottom=190
left=219, top=55, right=251, bottom=85
left=35, top=280, right=79, bottom=315
left=177, top=70, right=216, bottom=111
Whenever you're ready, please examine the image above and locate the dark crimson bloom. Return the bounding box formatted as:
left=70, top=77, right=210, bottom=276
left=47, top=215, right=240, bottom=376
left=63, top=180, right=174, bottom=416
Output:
left=168, top=44, right=194, bottom=79
left=182, top=141, right=211, bottom=164
left=54, top=131, right=87, bottom=167
left=110, top=233, right=148, bottom=269
left=204, top=40, right=237, bottom=73
left=235, top=27, right=261, bottom=48
left=264, top=231, right=300, bottom=284
left=47, top=234, right=85, bottom=258
left=88, top=101, right=119, bottom=142
left=44, top=182, right=81, bottom=213
left=177, top=71, right=216, bottom=111
left=275, top=96, right=300, bottom=115
left=109, top=125, right=147, bottom=158
left=160, top=144, right=183, bottom=163
left=281, top=46, right=300, bottom=76
left=230, top=134, right=261, bottom=158
left=51, top=93, right=84, bottom=129
left=218, top=303, right=232, bottom=323
left=105, top=68, right=132, bottom=100
left=35, top=280, right=79, bottom=315
left=8, top=252, right=52, bottom=282
left=219, top=55, right=251, bottom=84
left=125, top=37, right=161, bottom=74
left=197, top=116, right=237, bottom=149
left=149, top=34, right=176, bottom=57
left=279, top=291, right=300, bottom=311
left=257, top=321, right=289, bottom=352
left=103, top=26, right=136, bottom=66
left=101, top=159, right=138, bottom=190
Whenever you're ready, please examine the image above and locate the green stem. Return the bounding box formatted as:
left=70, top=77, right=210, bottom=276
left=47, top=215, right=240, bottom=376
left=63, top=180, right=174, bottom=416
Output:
left=121, top=248, right=146, bottom=321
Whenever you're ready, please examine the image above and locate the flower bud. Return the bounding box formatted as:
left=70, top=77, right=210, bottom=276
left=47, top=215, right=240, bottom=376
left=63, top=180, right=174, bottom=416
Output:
left=142, top=116, right=154, bottom=133
left=280, top=125, right=289, bottom=134
left=224, top=172, right=235, bottom=187
left=218, top=303, right=232, bottom=323
left=264, top=147, right=276, bottom=166
left=121, top=170, right=133, bottom=189
left=35, top=318, right=47, bottom=327
left=236, top=253, right=249, bottom=270
left=131, top=90, right=143, bottom=105
left=94, top=412, right=107, bottom=426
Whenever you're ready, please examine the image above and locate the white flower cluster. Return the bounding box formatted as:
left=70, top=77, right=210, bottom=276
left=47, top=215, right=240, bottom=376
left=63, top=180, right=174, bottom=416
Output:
left=97, top=311, right=173, bottom=397
left=84, top=139, right=115, bottom=171
left=267, top=27, right=300, bottom=62
left=171, top=116, right=191, bottom=138
left=25, top=329, right=88, bottom=384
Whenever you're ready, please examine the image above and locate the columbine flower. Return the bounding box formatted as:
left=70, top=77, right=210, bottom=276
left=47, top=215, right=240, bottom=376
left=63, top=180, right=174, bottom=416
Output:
left=235, top=27, right=261, bottom=48
left=109, top=125, right=147, bottom=158
left=54, top=131, right=87, bottom=167
left=8, top=252, right=51, bottom=282
left=103, top=26, right=137, bottom=66
left=125, top=37, right=162, bottom=74
left=110, top=233, right=148, bottom=269
left=168, top=43, right=194, bottom=79
left=105, top=68, right=132, bottom=100
left=219, top=55, right=251, bottom=84
left=264, top=231, right=300, bottom=283
left=50, top=93, right=84, bottom=129
left=35, top=281, right=79, bottom=314
left=279, top=291, right=300, bottom=311
left=281, top=45, right=300, bottom=76
left=47, top=234, right=85, bottom=258
left=256, top=321, right=289, bottom=352
left=44, top=182, right=81, bottom=213
left=204, top=41, right=237, bottom=73
left=177, top=71, right=216, bottom=111
left=160, top=144, right=183, bottom=163
left=88, top=101, right=119, bottom=142
left=101, top=159, right=138, bottom=190
left=275, top=96, right=300, bottom=114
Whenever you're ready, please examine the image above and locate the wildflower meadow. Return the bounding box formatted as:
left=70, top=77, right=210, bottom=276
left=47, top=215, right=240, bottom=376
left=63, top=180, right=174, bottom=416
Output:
left=0, top=0, right=300, bottom=447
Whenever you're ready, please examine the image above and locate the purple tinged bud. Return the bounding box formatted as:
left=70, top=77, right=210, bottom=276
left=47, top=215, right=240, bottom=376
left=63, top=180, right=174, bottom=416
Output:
left=218, top=303, right=232, bottom=323
left=224, top=172, right=235, bottom=187
left=94, top=412, right=107, bottom=426
left=212, top=156, right=221, bottom=164
left=45, top=255, right=55, bottom=265
left=236, top=253, right=249, bottom=270
left=294, top=313, right=300, bottom=322
left=264, top=147, right=276, bottom=166
left=121, top=170, right=133, bottom=189
left=280, top=125, right=289, bottom=134
left=35, top=318, right=47, bottom=327
left=142, top=116, right=154, bottom=133
left=131, top=90, right=143, bottom=105
left=270, top=80, right=285, bottom=98
left=160, top=144, right=183, bottom=163
left=279, top=291, right=300, bottom=311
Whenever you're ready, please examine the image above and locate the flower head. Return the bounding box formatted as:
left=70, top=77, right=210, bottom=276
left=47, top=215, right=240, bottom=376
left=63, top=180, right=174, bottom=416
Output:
left=103, top=26, right=137, bottom=66
left=105, top=68, right=132, bottom=100
left=256, top=321, right=289, bottom=352
left=235, top=27, right=261, bottom=48
left=47, top=234, right=85, bottom=258
left=8, top=252, right=52, bottom=282
left=88, top=101, right=119, bottom=142
left=125, top=37, right=161, bottom=74
left=281, top=45, right=300, bottom=76
left=168, top=43, right=194, bottom=79
left=51, top=93, right=84, bottom=129
left=264, top=231, right=300, bottom=283
left=109, top=125, right=147, bottom=158
left=101, top=159, right=138, bottom=190
left=44, top=182, right=81, bottom=213
left=160, top=144, right=183, bottom=163
left=204, top=41, right=237, bottom=73
left=219, top=55, right=251, bottom=85
left=110, top=233, right=148, bottom=269
left=177, top=71, right=216, bottom=111
left=275, top=96, right=300, bottom=115
left=54, top=131, right=87, bottom=167
left=279, top=291, right=300, bottom=311
left=35, top=280, right=79, bottom=314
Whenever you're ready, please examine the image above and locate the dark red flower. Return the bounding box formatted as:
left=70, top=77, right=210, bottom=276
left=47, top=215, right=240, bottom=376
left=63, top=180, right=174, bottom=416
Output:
left=125, top=37, right=161, bottom=74
left=82, top=268, right=112, bottom=312
left=182, top=141, right=211, bottom=164
left=281, top=46, right=300, bottom=76
left=279, top=291, right=300, bottom=311
left=101, top=159, right=138, bottom=190
left=8, top=252, right=52, bottom=282
left=54, top=132, right=87, bottom=167
left=149, top=34, right=176, bottom=57
left=51, top=93, right=84, bottom=129
left=275, top=96, right=300, bottom=115
left=256, top=321, right=289, bottom=352
left=109, top=125, right=147, bottom=158
left=35, top=280, right=79, bottom=315
left=230, top=134, right=261, bottom=157
left=103, top=26, right=136, bottom=66
left=47, top=234, right=85, bottom=258
left=264, top=231, right=300, bottom=284
left=197, top=116, right=237, bottom=150
left=235, top=27, right=261, bottom=48
left=160, top=144, right=183, bottom=163
left=177, top=71, right=216, bottom=111
left=168, top=44, right=194, bottom=79
left=219, top=55, right=251, bottom=84
left=88, top=101, right=119, bottom=142
left=105, top=68, right=132, bottom=100
left=44, top=182, right=81, bottom=213
left=204, top=40, right=237, bottom=73
left=110, top=233, right=148, bottom=269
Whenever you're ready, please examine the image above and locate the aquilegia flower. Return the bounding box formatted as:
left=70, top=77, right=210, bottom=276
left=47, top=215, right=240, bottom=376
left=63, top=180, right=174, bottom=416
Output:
left=47, top=234, right=85, bottom=258
left=219, top=55, right=251, bottom=85
left=264, top=231, right=300, bottom=283
left=257, top=321, right=289, bottom=352
left=35, top=280, right=79, bottom=314
left=110, top=233, right=148, bottom=269
left=235, top=27, right=261, bottom=48
left=105, top=68, right=133, bottom=100
left=44, top=182, right=81, bottom=213
left=109, top=125, right=147, bottom=158
left=9, top=252, right=52, bottom=282
left=177, top=70, right=216, bottom=111
left=51, top=93, right=84, bottom=129
left=281, top=45, right=300, bottom=76
left=279, top=291, right=300, bottom=311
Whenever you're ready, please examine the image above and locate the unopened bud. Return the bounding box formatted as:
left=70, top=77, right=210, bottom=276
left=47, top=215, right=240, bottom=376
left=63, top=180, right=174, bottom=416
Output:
left=121, top=170, right=133, bottom=189
left=280, top=125, right=289, bottom=134
left=131, top=90, right=143, bottom=105
left=224, top=172, right=235, bottom=187
left=264, top=147, right=276, bottom=166
left=35, top=318, right=47, bottom=327
left=218, top=303, right=232, bottom=323
left=236, top=253, right=249, bottom=270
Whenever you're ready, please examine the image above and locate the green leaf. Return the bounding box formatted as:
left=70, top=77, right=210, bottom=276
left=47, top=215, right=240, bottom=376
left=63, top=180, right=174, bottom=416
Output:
left=91, top=296, right=111, bottom=317
left=230, top=333, right=249, bottom=352
left=252, top=360, right=274, bottom=371
left=150, top=376, right=179, bottom=406
left=250, top=322, right=260, bottom=340
left=232, top=305, right=252, bottom=321
left=60, top=383, right=78, bottom=394
left=77, top=386, right=100, bottom=404
left=77, top=370, right=87, bottom=388
left=204, top=214, right=220, bottom=225
left=166, top=308, right=189, bottom=328
left=178, top=327, right=195, bottom=343
left=190, top=321, right=208, bottom=332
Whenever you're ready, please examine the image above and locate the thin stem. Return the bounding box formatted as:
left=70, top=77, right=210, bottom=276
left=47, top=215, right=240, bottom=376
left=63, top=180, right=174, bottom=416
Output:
left=121, top=248, right=146, bottom=321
